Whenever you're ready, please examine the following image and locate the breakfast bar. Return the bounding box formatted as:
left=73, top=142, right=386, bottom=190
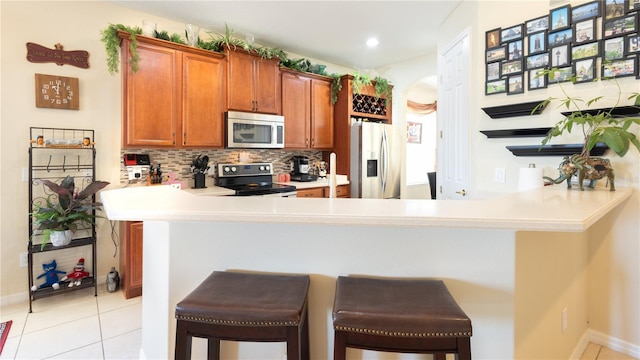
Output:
left=100, top=186, right=632, bottom=359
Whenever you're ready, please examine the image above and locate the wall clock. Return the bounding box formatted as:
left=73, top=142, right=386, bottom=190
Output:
left=35, top=73, right=79, bottom=110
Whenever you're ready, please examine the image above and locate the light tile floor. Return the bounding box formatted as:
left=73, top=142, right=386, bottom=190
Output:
left=0, top=287, right=637, bottom=359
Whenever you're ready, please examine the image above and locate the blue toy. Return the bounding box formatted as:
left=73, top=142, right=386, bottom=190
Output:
left=31, top=260, right=66, bottom=291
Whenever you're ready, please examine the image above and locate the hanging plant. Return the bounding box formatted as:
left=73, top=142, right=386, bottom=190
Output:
left=329, top=73, right=343, bottom=104
left=100, top=23, right=142, bottom=75
left=374, top=76, right=392, bottom=107
left=352, top=72, right=372, bottom=95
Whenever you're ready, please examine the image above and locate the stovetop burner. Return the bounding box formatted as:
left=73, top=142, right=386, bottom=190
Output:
left=217, top=163, right=296, bottom=196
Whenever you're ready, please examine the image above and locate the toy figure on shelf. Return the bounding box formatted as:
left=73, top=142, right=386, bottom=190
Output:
left=31, top=259, right=66, bottom=291
left=62, top=258, right=90, bottom=287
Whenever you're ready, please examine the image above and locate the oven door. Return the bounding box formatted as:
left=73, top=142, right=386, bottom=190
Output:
left=225, top=112, right=284, bottom=149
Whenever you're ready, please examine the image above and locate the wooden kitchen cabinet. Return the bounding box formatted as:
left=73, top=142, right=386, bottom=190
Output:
left=281, top=69, right=334, bottom=149
left=325, top=184, right=350, bottom=198
left=296, top=185, right=349, bottom=198
left=120, top=32, right=225, bottom=148
left=120, top=221, right=143, bottom=299
left=225, top=48, right=280, bottom=114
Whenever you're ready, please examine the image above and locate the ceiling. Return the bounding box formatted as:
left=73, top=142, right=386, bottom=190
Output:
left=109, top=1, right=462, bottom=70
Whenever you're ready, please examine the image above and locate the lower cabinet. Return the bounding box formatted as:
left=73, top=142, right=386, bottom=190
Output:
left=120, top=221, right=143, bottom=299
left=296, top=185, right=349, bottom=198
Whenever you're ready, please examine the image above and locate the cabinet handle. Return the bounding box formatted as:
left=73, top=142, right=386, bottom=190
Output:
left=172, top=132, right=176, bottom=145
left=183, top=132, right=187, bottom=146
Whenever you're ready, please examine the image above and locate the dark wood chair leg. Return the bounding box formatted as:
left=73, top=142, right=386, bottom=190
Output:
left=333, top=331, right=347, bottom=360
left=207, top=338, right=221, bottom=360
left=434, top=353, right=446, bottom=360
left=174, top=320, right=191, bottom=360
left=286, top=325, right=300, bottom=360
left=301, top=309, right=310, bottom=360
left=457, top=337, right=471, bottom=360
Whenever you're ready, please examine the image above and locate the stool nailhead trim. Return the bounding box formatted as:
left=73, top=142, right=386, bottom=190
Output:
left=334, top=325, right=472, bottom=338
left=176, top=315, right=300, bottom=327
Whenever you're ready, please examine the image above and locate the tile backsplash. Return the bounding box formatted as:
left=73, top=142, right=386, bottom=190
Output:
left=120, top=148, right=323, bottom=186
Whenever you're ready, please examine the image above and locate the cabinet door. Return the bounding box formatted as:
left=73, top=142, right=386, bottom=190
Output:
left=121, top=221, right=143, bottom=299
left=227, top=50, right=256, bottom=112
left=297, top=187, right=324, bottom=198
left=282, top=72, right=310, bottom=148
left=310, top=79, right=334, bottom=149
left=182, top=53, right=225, bottom=147
left=123, top=42, right=180, bottom=147
left=254, top=58, right=281, bottom=114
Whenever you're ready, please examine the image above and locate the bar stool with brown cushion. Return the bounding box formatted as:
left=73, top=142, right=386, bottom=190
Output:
left=175, top=271, right=311, bottom=360
left=332, top=276, right=472, bottom=360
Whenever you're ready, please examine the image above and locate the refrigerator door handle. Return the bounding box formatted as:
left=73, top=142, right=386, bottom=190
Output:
left=380, top=129, right=388, bottom=192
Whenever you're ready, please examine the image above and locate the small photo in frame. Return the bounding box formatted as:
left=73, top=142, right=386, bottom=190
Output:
left=549, top=66, right=573, bottom=83
left=572, top=41, right=600, bottom=61
left=526, top=53, right=549, bottom=69
left=528, top=69, right=548, bottom=90
left=501, top=59, right=523, bottom=76
left=407, top=121, right=422, bottom=144
left=604, top=37, right=626, bottom=60
left=605, top=0, right=626, bottom=20
left=574, top=19, right=596, bottom=44
left=526, top=15, right=549, bottom=34
left=629, top=0, right=640, bottom=12
left=603, top=13, right=637, bottom=38
left=528, top=31, right=547, bottom=54
left=626, top=34, right=640, bottom=54
left=486, top=28, right=501, bottom=49
left=551, top=44, right=571, bottom=67
left=573, top=58, right=597, bottom=83
left=550, top=5, right=571, bottom=31
left=602, top=57, right=636, bottom=78
left=486, top=79, right=507, bottom=95
left=508, top=40, right=524, bottom=60
left=507, top=74, right=525, bottom=95
left=548, top=28, right=574, bottom=47
left=501, top=24, right=523, bottom=43
left=486, top=46, right=507, bottom=63
left=572, top=1, right=601, bottom=22
left=487, top=62, right=501, bottom=81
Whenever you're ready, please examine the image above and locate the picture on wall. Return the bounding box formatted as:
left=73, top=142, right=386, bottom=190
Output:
left=604, top=37, right=626, bottom=59
left=574, top=19, right=596, bottom=44
left=603, top=13, right=637, bottom=38
left=572, top=41, right=600, bottom=60
left=572, top=1, right=601, bottom=22
left=549, top=66, right=573, bottom=82
left=487, top=62, right=500, bottom=80
left=629, top=0, right=640, bottom=11
left=574, top=58, right=597, bottom=83
left=501, top=24, right=523, bottom=42
left=627, top=34, right=640, bottom=53
left=602, top=57, right=636, bottom=78
left=507, top=74, right=525, bottom=95
left=526, top=53, right=549, bottom=69
left=549, top=28, right=574, bottom=46
left=407, top=121, right=422, bottom=144
left=528, top=69, right=548, bottom=90
left=500, top=59, right=523, bottom=76
left=551, top=44, right=571, bottom=67
left=526, top=15, right=549, bottom=34
left=486, top=79, right=507, bottom=95
left=508, top=40, right=524, bottom=59
left=528, top=31, right=547, bottom=54
left=550, top=5, right=571, bottom=31
left=486, top=46, right=507, bottom=62
left=605, top=0, right=626, bottom=20
left=486, top=28, right=501, bottom=49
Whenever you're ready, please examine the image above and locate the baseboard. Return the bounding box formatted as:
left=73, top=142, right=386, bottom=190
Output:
left=0, top=291, right=29, bottom=307
left=588, top=329, right=640, bottom=359
left=569, top=331, right=592, bottom=360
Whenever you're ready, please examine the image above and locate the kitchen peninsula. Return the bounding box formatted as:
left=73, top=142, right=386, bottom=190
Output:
left=100, top=186, right=632, bottom=359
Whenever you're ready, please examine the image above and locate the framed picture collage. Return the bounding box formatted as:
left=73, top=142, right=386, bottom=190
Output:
left=485, top=0, right=640, bottom=96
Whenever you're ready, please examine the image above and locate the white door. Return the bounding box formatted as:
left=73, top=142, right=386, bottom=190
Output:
left=437, top=30, right=470, bottom=200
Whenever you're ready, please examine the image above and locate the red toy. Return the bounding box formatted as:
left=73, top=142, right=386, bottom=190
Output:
left=62, top=258, right=90, bottom=287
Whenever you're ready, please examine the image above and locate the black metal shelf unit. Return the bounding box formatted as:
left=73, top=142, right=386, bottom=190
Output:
left=27, top=127, right=98, bottom=312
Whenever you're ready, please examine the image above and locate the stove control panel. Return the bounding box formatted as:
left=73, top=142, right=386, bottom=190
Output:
left=218, top=162, right=273, bottom=177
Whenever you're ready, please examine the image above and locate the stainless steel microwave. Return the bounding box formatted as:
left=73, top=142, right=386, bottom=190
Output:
left=225, top=111, right=285, bottom=149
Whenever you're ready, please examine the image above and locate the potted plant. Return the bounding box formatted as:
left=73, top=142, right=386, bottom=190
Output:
left=31, top=176, right=110, bottom=249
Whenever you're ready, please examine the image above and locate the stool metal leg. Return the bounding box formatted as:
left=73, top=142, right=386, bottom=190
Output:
left=175, top=320, right=192, bottom=360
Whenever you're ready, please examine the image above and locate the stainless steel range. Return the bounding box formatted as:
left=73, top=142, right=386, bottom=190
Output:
left=217, top=162, right=297, bottom=197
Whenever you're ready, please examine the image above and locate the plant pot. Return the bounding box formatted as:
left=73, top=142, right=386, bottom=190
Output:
left=50, top=230, right=73, bottom=247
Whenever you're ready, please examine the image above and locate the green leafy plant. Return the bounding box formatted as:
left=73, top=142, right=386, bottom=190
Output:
left=374, top=76, right=392, bottom=107
left=329, top=73, right=343, bottom=104
left=352, top=72, right=372, bottom=95
left=535, top=68, right=640, bottom=158
left=31, top=176, right=110, bottom=249
left=100, top=23, right=142, bottom=75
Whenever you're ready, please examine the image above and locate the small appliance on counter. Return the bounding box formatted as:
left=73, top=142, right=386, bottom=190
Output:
left=290, top=156, right=317, bottom=182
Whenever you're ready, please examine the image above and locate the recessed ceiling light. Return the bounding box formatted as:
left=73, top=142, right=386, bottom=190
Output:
left=366, top=37, right=379, bottom=47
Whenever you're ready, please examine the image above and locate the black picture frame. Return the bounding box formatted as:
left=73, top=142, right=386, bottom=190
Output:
left=603, top=13, right=637, bottom=38
left=605, top=0, right=627, bottom=20
left=604, top=37, right=626, bottom=60
left=626, top=34, right=640, bottom=54
left=501, top=24, right=523, bottom=43
left=486, top=46, right=507, bottom=63
left=572, top=41, right=601, bottom=61
left=630, top=0, right=640, bottom=12
left=550, top=5, right=571, bottom=31
left=549, top=66, right=573, bottom=83
left=507, top=74, right=525, bottom=95
left=528, top=31, right=547, bottom=54
left=548, top=28, right=574, bottom=47
left=508, top=40, right=524, bottom=60
left=573, top=58, right=597, bottom=83
left=574, top=19, right=596, bottom=44
left=486, top=79, right=507, bottom=95
left=572, top=1, right=601, bottom=22
left=486, top=28, right=502, bottom=49
left=528, top=69, right=548, bottom=90
left=551, top=44, right=571, bottom=67
left=487, top=62, right=501, bottom=81
left=526, top=53, right=549, bottom=69
left=526, top=15, right=550, bottom=34
left=501, top=59, right=523, bottom=76
left=602, top=57, right=636, bottom=78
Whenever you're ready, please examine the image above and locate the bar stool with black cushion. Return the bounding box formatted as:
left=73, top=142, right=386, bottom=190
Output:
left=332, top=276, right=472, bottom=360
left=175, top=271, right=311, bottom=360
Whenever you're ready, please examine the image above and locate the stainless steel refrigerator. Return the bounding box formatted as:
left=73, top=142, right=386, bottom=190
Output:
left=350, top=122, right=401, bottom=199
